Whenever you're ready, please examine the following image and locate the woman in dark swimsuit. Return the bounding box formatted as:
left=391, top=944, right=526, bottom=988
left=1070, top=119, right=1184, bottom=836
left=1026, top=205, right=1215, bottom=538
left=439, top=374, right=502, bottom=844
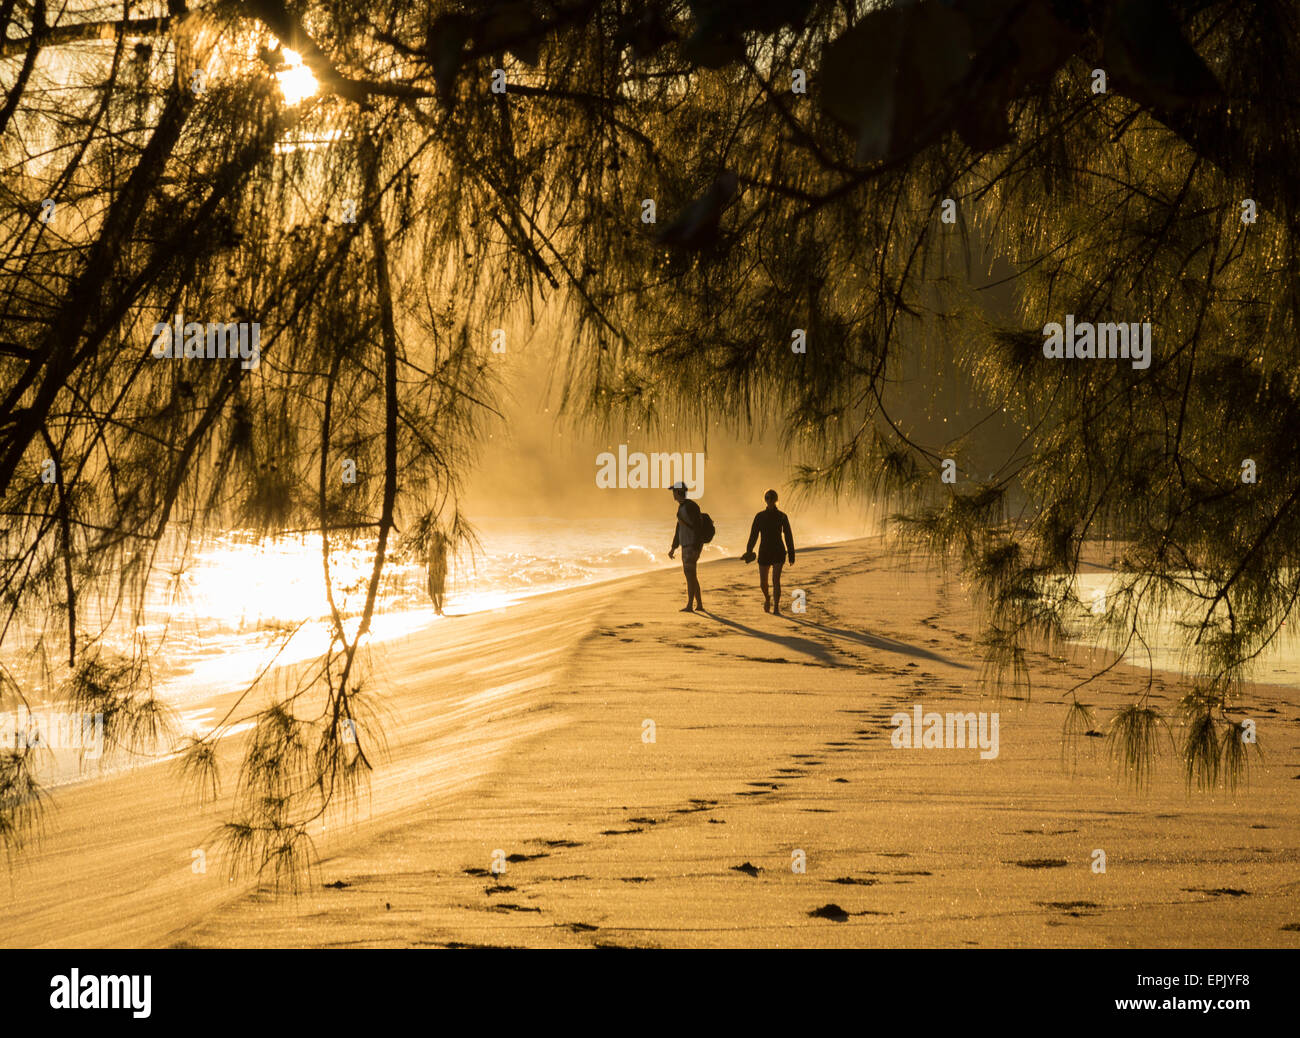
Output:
left=743, top=489, right=795, bottom=614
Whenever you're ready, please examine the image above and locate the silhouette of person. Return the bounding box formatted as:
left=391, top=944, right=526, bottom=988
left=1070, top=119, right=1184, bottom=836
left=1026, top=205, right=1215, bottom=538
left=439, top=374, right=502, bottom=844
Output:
left=743, top=489, right=795, bottom=615
left=667, top=481, right=704, bottom=612
left=427, top=526, right=448, bottom=616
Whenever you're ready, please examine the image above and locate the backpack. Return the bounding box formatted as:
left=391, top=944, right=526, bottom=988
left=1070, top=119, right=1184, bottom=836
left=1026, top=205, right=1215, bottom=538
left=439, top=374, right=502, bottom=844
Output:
left=698, top=512, right=716, bottom=544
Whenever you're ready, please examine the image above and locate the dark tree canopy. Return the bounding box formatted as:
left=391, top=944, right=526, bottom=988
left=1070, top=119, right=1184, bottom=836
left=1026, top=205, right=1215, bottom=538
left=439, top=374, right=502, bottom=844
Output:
left=2, top=0, right=1297, bottom=875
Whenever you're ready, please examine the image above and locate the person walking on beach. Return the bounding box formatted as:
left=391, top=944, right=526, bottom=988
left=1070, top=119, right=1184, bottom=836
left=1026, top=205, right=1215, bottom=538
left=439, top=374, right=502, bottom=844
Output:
left=667, top=482, right=704, bottom=612
left=743, top=489, right=795, bottom=615
left=426, top=526, right=448, bottom=616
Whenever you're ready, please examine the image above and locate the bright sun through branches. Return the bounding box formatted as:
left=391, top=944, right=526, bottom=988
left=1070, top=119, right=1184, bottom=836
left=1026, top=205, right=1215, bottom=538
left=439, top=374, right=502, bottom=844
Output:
left=275, top=48, right=319, bottom=105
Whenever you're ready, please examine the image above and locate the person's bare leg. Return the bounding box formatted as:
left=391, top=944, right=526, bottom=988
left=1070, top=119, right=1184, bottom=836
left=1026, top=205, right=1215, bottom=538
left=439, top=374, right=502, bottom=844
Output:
left=759, top=564, right=771, bottom=612
left=771, top=561, right=784, bottom=615
left=688, top=563, right=703, bottom=610
left=681, top=561, right=697, bottom=611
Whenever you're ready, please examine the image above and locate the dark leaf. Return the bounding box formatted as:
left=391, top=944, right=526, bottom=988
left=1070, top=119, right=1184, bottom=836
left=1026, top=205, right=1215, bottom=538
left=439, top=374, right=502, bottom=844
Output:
left=822, top=1, right=974, bottom=163
left=426, top=13, right=473, bottom=101
left=1103, top=0, right=1223, bottom=110
left=655, top=170, right=740, bottom=250
left=614, top=10, right=678, bottom=59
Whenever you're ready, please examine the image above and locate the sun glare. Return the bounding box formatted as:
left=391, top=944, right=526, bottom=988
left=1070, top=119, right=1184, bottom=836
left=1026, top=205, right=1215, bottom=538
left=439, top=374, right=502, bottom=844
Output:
left=276, top=48, right=319, bottom=105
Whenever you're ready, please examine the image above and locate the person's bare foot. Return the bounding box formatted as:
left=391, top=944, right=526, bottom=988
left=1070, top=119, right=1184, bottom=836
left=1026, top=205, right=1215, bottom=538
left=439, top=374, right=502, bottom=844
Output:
left=773, top=606, right=783, bottom=616
left=763, top=599, right=771, bottom=612
left=680, top=605, right=695, bottom=612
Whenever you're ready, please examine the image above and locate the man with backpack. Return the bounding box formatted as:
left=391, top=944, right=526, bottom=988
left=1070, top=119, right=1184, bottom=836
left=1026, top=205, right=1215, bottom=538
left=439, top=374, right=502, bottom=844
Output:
left=668, top=481, right=712, bottom=612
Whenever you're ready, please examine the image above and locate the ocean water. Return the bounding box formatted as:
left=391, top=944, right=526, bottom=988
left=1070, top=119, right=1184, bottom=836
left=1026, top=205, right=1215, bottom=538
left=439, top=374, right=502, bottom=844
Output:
left=1070, top=572, right=1300, bottom=689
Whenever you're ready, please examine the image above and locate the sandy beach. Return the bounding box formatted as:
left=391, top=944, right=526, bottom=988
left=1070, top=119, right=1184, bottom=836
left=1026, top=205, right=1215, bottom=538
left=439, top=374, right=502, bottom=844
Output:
left=3, top=538, right=1297, bottom=949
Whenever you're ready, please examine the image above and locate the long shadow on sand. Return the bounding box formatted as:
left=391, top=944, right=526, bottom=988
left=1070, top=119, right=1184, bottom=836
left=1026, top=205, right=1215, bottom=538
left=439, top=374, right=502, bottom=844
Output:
left=784, top=617, right=971, bottom=669
left=700, top=611, right=843, bottom=667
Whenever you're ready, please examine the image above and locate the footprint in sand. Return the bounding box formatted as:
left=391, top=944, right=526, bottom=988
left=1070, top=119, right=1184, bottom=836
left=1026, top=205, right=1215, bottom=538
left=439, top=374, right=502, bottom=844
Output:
left=601, top=827, right=645, bottom=836
left=829, top=877, right=879, bottom=886
left=1008, top=859, right=1068, bottom=869
left=864, top=869, right=932, bottom=876
left=490, top=903, right=542, bottom=914
left=808, top=903, right=850, bottom=922
left=441, top=941, right=527, bottom=949
left=1037, top=900, right=1101, bottom=917
left=505, top=852, right=550, bottom=863
left=732, top=862, right=762, bottom=877
left=1183, top=887, right=1249, bottom=897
